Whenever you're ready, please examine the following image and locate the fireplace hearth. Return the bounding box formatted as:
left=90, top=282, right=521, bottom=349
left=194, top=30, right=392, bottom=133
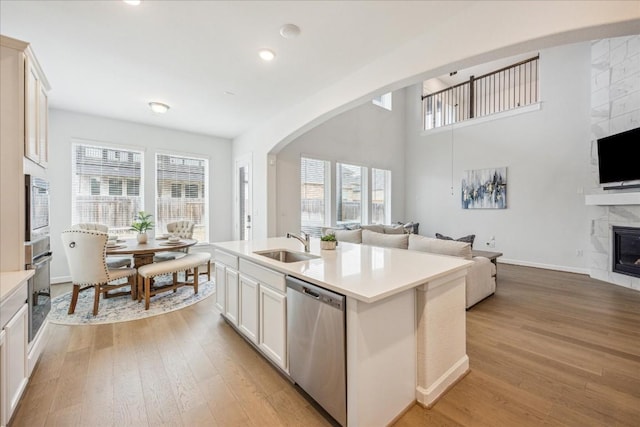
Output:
left=612, top=226, right=640, bottom=278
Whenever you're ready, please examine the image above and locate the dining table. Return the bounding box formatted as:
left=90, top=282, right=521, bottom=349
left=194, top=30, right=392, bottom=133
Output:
left=106, top=237, right=197, bottom=299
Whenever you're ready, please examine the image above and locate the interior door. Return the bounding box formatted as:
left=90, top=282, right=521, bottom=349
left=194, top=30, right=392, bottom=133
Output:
left=236, top=156, right=252, bottom=240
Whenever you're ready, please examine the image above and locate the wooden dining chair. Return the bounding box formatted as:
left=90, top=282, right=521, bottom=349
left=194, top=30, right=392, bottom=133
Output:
left=61, top=229, right=137, bottom=315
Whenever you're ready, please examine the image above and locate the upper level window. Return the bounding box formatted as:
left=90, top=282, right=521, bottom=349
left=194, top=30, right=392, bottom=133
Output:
left=371, top=168, right=391, bottom=224
left=336, top=163, right=367, bottom=226
left=423, top=55, right=539, bottom=130
left=72, top=142, right=144, bottom=237
left=156, top=153, right=209, bottom=243
left=372, top=92, right=392, bottom=111
left=300, top=157, right=330, bottom=237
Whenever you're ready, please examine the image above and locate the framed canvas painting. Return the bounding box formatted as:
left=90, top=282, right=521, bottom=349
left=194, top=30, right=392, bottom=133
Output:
left=461, top=167, right=507, bottom=209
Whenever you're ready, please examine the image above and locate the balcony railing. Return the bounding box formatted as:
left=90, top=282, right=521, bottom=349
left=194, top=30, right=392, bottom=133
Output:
left=422, top=55, right=539, bottom=130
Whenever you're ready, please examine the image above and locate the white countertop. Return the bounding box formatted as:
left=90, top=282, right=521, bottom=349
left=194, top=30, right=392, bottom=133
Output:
left=0, top=270, right=34, bottom=303
left=212, top=237, right=472, bottom=303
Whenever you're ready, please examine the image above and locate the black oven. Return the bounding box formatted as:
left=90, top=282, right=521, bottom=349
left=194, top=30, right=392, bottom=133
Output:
left=25, top=174, right=52, bottom=342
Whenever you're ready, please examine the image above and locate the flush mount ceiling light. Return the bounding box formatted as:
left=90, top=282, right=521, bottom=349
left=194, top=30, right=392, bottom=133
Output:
left=148, top=102, right=170, bottom=114
left=123, top=0, right=141, bottom=5
left=258, top=49, right=276, bottom=61
left=279, top=24, right=301, bottom=39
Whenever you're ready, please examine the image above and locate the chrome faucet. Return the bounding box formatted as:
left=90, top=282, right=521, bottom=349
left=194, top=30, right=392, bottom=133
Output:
left=287, top=231, right=310, bottom=252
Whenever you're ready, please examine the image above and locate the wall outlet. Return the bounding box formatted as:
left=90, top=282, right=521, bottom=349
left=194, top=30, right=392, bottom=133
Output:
left=576, top=249, right=584, bottom=257
left=486, top=236, right=496, bottom=248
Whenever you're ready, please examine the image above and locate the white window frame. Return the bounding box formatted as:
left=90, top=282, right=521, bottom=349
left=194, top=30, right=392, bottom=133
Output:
left=336, top=162, right=368, bottom=226
left=371, top=168, right=391, bottom=224
left=300, top=156, right=331, bottom=237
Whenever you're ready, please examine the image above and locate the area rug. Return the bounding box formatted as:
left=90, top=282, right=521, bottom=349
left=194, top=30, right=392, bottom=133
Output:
left=48, top=277, right=215, bottom=325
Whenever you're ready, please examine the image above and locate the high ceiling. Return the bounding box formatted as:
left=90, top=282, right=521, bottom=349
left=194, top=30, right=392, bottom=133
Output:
left=0, top=1, right=473, bottom=139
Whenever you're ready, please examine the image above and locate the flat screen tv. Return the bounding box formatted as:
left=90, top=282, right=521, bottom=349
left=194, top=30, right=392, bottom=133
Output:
left=597, top=127, right=640, bottom=185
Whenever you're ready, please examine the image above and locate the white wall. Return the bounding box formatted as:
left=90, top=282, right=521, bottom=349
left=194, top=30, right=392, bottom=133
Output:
left=232, top=4, right=639, bottom=239
left=405, top=43, right=593, bottom=273
left=276, top=91, right=406, bottom=236
left=49, top=109, right=232, bottom=282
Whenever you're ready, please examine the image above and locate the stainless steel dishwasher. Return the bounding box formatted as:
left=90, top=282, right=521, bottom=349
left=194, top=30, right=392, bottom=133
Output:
left=286, top=276, right=346, bottom=426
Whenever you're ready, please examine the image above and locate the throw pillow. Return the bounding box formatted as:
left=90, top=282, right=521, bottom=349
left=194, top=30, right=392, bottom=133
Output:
left=383, top=224, right=405, bottom=234
left=361, top=224, right=385, bottom=234
left=334, top=229, right=362, bottom=244
left=435, top=233, right=475, bottom=248
left=362, top=229, right=409, bottom=249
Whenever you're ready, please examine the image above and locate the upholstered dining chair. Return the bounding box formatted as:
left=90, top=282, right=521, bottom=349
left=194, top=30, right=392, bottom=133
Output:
left=72, top=223, right=132, bottom=269
left=153, top=220, right=194, bottom=262
left=61, top=229, right=137, bottom=316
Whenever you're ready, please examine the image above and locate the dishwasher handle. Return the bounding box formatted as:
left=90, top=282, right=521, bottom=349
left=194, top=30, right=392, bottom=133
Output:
left=286, top=276, right=345, bottom=311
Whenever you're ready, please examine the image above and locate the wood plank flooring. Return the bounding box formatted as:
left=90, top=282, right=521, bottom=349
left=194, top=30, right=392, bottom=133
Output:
left=9, top=264, right=640, bottom=426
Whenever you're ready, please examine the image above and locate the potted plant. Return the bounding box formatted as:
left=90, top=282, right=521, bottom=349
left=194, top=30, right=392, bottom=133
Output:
left=131, top=211, right=154, bottom=243
left=320, top=233, right=337, bottom=250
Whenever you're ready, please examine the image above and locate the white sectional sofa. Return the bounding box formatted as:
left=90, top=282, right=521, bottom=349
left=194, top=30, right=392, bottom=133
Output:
left=328, top=227, right=496, bottom=309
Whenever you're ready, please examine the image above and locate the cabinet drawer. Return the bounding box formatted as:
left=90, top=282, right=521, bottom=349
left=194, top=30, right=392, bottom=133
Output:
left=214, top=249, right=238, bottom=270
left=240, top=259, right=285, bottom=293
left=1, top=281, right=28, bottom=330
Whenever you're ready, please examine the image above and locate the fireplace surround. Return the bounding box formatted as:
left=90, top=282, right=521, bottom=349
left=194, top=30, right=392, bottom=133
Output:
left=612, top=226, right=640, bottom=279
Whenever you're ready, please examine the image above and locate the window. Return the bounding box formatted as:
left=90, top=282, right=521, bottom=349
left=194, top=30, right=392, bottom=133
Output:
left=300, top=157, right=330, bottom=237
left=336, top=163, right=367, bottom=226
left=156, top=153, right=208, bottom=242
left=372, top=92, right=392, bottom=111
left=371, top=168, right=391, bottom=224
left=72, top=142, right=144, bottom=237
left=126, top=179, right=139, bottom=196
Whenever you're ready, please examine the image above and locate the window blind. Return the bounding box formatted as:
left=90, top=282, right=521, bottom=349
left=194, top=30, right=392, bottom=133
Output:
left=336, top=162, right=366, bottom=225
left=71, top=143, right=144, bottom=237
left=156, top=153, right=208, bottom=243
left=372, top=168, right=391, bottom=224
left=301, top=157, right=330, bottom=237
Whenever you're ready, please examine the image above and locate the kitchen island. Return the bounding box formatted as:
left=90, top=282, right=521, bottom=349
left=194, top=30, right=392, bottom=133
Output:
left=212, top=237, right=472, bottom=426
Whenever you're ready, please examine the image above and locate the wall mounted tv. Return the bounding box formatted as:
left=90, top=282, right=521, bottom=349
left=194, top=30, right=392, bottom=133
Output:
left=597, top=127, right=640, bottom=188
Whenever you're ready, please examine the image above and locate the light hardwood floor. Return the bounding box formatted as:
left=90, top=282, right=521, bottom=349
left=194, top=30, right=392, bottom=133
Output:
left=9, top=264, right=640, bottom=426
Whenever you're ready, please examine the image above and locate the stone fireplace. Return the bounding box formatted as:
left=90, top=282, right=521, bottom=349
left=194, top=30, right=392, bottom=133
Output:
left=612, top=226, right=640, bottom=278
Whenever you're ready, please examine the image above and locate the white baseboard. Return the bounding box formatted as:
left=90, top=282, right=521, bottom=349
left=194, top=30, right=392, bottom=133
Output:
left=499, top=258, right=589, bottom=275
left=51, top=276, right=71, bottom=285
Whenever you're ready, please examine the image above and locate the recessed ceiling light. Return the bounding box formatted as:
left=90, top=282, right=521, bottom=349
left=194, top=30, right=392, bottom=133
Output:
left=123, top=0, right=141, bottom=5
left=280, top=24, right=301, bottom=39
left=259, top=49, right=276, bottom=61
left=149, top=102, right=170, bottom=114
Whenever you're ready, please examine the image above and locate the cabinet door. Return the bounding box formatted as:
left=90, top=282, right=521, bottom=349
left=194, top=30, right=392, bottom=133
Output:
left=214, top=263, right=226, bottom=312
left=225, top=269, right=239, bottom=325
left=4, top=304, right=28, bottom=424
left=37, top=84, right=48, bottom=167
left=259, top=286, right=287, bottom=370
left=25, top=61, right=39, bottom=163
left=238, top=274, right=259, bottom=343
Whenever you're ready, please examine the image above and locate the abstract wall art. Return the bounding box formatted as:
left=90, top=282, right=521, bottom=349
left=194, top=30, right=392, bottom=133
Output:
left=461, top=167, right=507, bottom=209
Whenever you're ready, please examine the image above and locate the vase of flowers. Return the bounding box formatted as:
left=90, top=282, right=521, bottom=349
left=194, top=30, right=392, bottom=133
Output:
left=131, top=211, right=154, bottom=244
left=320, top=234, right=337, bottom=250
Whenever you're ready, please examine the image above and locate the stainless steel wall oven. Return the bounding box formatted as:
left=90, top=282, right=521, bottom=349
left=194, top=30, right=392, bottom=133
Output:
left=25, top=174, right=52, bottom=342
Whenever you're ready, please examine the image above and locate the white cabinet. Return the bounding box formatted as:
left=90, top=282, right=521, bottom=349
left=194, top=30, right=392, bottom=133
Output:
left=238, top=274, right=259, bottom=343
left=23, top=46, right=49, bottom=168
left=0, top=329, right=5, bottom=427
left=214, top=263, right=226, bottom=312
left=258, top=284, right=287, bottom=370
left=224, top=269, right=239, bottom=325
left=1, top=304, right=28, bottom=427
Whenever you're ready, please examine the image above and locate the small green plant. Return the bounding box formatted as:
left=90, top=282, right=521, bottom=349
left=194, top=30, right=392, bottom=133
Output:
left=131, top=211, right=154, bottom=233
left=321, top=234, right=336, bottom=242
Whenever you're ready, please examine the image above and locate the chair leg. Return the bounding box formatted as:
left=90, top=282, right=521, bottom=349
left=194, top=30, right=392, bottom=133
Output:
left=129, top=275, right=136, bottom=300
left=137, top=275, right=143, bottom=303
left=173, top=272, right=178, bottom=292
left=93, top=285, right=101, bottom=316
left=194, top=266, right=199, bottom=294
left=68, top=284, right=80, bottom=314
left=206, top=260, right=211, bottom=281
left=145, top=277, right=151, bottom=310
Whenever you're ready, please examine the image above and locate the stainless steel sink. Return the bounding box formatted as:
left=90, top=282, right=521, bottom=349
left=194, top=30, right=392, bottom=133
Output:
left=254, top=249, right=320, bottom=263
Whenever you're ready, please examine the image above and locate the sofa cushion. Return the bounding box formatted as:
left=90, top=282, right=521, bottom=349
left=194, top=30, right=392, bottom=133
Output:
left=435, top=233, right=476, bottom=248
left=362, top=229, right=409, bottom=249
left=409, top=234, right=472, bottom=260
left=383, top=224, right=405, bottom=234
left=334, top=229, right=362, bottom=243
left=361, top=224, right=385, bottom=233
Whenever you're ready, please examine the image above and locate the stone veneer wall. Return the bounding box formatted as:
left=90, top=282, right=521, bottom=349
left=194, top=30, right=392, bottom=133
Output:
left=589, top=35, right=640, bottom=291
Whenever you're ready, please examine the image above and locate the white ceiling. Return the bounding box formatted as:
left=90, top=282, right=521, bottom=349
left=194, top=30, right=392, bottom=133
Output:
left=0, top=0, right=473, bottom=140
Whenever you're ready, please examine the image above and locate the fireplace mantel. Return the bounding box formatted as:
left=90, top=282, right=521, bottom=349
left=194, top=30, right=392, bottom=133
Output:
left=585, top=192, right=640, bottom=206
